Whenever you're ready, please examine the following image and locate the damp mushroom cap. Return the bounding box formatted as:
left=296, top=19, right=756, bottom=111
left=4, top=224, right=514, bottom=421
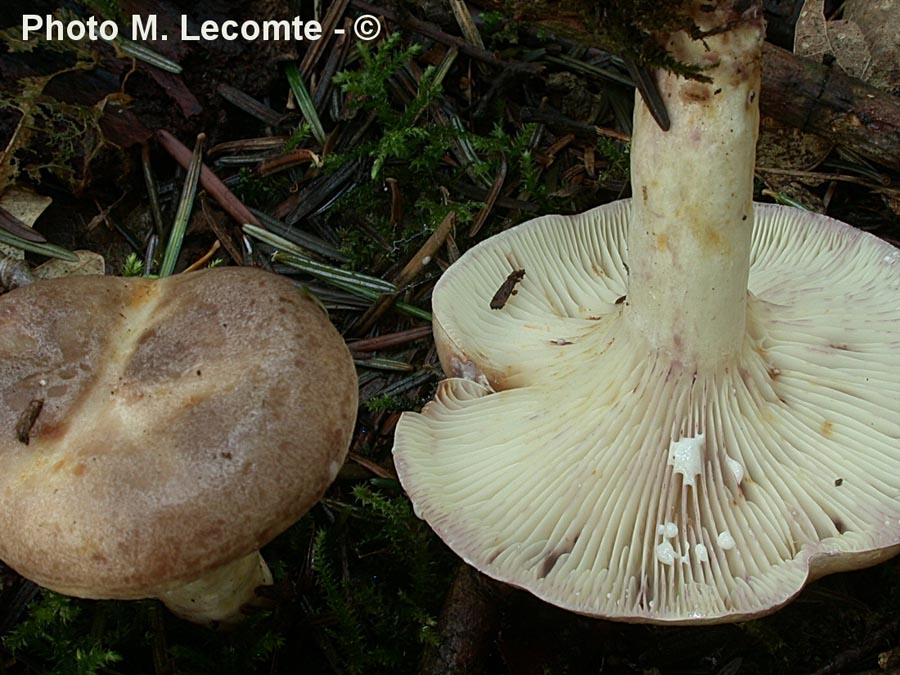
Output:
left=0, top=267, right=358, bottom=624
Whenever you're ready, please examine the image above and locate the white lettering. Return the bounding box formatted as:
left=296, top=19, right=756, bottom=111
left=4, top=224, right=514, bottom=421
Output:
left=47, top=15, right=64, bottom=41
left=179, top=16, right=326, bottom=42
left=97, top=20, right=117, bottom=40
left=261, top=19, right=291, bottom=41
left=181, top=15, right=199, bottom=41
left=21, top=15, right=43, bottom=40
left=303, top=20, right=321, bottom=40
left=68, top=20, right=85, bottom=41
left=131, top=15, right=157, bottom=41
left=216, top=20, right=235, bottom=40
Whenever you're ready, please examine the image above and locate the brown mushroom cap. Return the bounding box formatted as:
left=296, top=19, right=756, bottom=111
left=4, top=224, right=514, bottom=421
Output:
left=0, top=267, right=357, bottom=599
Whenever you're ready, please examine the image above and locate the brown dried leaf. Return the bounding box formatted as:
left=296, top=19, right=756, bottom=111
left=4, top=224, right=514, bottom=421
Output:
left=795, top=0, right=871, bottom=79
left=34, top=250, right=106, bottom=280
left=844, top=0, right=900, bottom=94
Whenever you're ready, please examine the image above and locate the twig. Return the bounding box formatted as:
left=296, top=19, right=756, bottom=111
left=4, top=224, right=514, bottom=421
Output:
left=299, top=0, right=351, bottom=78
left=156, top=129, right=263, bottom=229
left=350, top=0, right=526, bottom=70
left=469, top=157, right=507, bottom=237
left=755, top=166, right=900, bottom=195
left=805, top=613, right=900, bottom=675
left=257, top=149, right=323, bottom=177
left=350, top=211, right=455, bottom=336
left=348, top=326, right=433, bottom=352
left=217, top=84, right=284, bottom=127
left=141, top=144, right=165, bottom=238
left=348, top=452, right=397, bottom=480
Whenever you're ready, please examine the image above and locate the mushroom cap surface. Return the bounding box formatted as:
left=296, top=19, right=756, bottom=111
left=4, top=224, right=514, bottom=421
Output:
left=394, top=201, right=900, bottom=623
left=0, top=267, right=357, bottom=598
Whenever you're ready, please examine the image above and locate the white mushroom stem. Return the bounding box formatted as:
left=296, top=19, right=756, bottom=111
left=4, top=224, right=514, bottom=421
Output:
left=156, top=551, right=273, bottom=625
left=626, top=3, right=763, bottom=366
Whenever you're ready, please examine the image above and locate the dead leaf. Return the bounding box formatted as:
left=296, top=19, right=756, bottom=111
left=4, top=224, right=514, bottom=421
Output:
left=795, top=0, right=872, bottom=80
left=843, top=0, right=900, bottom=94
left=34, top=250, right=106, bottom=280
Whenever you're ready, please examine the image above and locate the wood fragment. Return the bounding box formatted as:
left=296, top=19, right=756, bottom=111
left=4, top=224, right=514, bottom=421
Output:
left=760, top=42, right=900, bottom=171
left=15, top=399, right=43, bottom=445
left=490, top=269, right=525, bottom=310
left=419, top=565, right=504, bottom=675
left=756, top=166, right=899, bottom=196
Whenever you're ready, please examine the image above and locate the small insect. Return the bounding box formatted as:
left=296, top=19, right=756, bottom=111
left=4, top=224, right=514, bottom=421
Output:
left=615, top=295, right=627, bottom=305
left=490, top=269, right=525, bottom=310
left=16, top=399, right=44, bottom=445
left=0, top=255, right=34, bottom=292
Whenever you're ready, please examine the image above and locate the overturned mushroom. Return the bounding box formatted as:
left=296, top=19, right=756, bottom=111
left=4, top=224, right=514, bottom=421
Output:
left=393, top=1, right=900, bottom=623
left=0, top=267, right=357, bottom=624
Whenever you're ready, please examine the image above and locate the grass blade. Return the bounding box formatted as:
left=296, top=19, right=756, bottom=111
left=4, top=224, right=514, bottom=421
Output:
left=0, top=230, right=78, bottom=262
left=285, top=63, right=327, bottom=145
left=159, top=133, right=205, bottom=277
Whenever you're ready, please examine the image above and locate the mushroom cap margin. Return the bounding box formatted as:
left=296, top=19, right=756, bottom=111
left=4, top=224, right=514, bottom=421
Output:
left=394, top=201, right=900, bottom=623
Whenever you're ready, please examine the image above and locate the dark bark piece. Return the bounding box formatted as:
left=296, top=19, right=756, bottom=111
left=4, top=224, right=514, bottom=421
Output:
left=460, top=0, right=900, bottom=170
left=419, top=565, right=504, bottom=675
left=760, top=42, right=900, bottom=171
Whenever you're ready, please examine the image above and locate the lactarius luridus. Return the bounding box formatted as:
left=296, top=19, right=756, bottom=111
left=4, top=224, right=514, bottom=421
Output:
left=393, top=1, right=900, bottom=623
left=0, top=267, right=357, bottom=625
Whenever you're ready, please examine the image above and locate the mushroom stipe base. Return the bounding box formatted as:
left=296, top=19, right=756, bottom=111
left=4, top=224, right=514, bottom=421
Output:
left=394, top=200, right=900, bottom=623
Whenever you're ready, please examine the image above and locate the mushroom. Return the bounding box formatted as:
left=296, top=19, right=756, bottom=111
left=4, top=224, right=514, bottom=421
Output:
left=393, top=1, right=900, bottom=623
left=0, top=266, right=357, bottom=624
